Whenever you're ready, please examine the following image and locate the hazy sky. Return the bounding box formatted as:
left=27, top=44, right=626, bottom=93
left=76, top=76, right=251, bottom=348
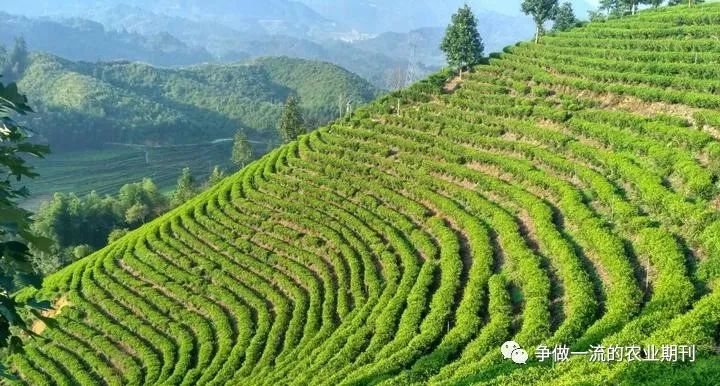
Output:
left=293, top=0, right=598, bottom=34
left=0, top=0, right=599, bottom=19
left=462, top=0, right=596, bottom=16
left=0, top=0, right=602, bottom=36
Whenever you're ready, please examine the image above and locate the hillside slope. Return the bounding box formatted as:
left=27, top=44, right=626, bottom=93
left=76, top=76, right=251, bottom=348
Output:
left=10, top=4, right=720, bottom=385
left=17, top=54, right=378, bottom=150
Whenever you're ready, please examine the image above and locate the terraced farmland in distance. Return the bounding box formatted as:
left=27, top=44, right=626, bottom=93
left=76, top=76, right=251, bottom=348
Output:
left=20, top=141, right=240, bottom=210
left=10, top=4, right=720, bottom=385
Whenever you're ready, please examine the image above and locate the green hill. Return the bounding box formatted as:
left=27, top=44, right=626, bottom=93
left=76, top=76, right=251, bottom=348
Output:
left=10, top=3, right=720, bottom=385
left=17, top=54, right=379, bottom=150
left=13, top=54, right=378, bottom=203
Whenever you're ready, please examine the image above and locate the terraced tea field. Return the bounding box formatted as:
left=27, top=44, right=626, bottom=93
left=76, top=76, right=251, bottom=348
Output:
left=20, top=141, right=242, bottom=210
left=10, top=4, right=720, bottom=385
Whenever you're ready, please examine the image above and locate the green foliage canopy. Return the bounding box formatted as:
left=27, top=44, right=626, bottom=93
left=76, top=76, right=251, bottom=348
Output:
left=553, top=2, right=578, bottom=32
left=232, top=131, right=253, bottom=168
left=440, top=5, right=485, bottom=73
left=521, top=0, right=559, bottom=42
left=278, top=95, right=305, bottom=143
left=207, top=166, right=226, bottom=187
left=1, top=38, right=29, bottom=83
left=170, top=167, right=199, bottom=207
left=0, top=78, right=50, bottom=349
left=32, top=178, right=168, bottom=274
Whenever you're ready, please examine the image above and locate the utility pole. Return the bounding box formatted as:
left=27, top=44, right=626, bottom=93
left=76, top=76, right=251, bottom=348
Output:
left=338, top=93, right=345, bottom=119
left=345, top=98, right=354, bottom=117
left=405, top=37, right=418, bottom=87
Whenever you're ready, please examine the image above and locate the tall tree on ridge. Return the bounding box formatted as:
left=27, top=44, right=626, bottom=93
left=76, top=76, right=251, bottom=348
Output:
left=207, top=166, right=226, bottom=187
left=2, top=37, right=28, bottom=83
left=278, top=95, right=305, bottom=143
left=231, top=130, right=253, bottom=168
left=440, top=4, right=484, bottom=79
left=171, top=167, right=198, bottom=207
left=553, top=2, right=578, bottom=32
left=522, top=0, right=559, bottom=43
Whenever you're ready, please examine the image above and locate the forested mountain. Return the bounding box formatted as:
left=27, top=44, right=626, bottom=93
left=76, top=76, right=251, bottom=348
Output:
left=0, top=10, right=422, bottom=89
left=10, top=3, right=720, bottom=385
left=228, top=36, right=430, bottom=90
left=0, top=12, right=213, bottom=66
left=9, top=53, right=378, bottom=205
left=14, top=54, right=378, bottom=151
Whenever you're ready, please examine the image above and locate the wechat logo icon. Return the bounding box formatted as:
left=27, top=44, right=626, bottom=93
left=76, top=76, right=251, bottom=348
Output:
left=501, top=341, right=529, bottom=365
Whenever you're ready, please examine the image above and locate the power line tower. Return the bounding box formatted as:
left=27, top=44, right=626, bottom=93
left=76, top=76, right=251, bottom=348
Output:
left=338, top=92, right=346, bottom=119
left=345, top=98, right=354, bottom=117
left=405, top=38, right=418, bottom=87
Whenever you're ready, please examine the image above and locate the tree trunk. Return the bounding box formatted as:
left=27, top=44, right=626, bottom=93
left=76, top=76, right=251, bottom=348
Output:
left=535, top=25, right=540, bottom=44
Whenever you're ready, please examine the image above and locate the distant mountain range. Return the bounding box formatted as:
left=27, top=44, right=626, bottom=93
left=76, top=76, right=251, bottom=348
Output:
left=0, top=0, right=329, bottom=25
left=0, top=0, right=340, bottom=41
left=0, top=0, right=597, bottom=36
left=0, top=12, right=213, bottom=66
left=0, top=9, right=425, bottom=89
left=0, top=0, right=599, bottom=89
left=83, top=1, right=338, bottom=40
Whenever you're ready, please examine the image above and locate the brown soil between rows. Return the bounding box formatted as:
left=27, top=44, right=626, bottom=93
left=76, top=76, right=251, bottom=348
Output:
left=30, top=295, right=70, bottom=334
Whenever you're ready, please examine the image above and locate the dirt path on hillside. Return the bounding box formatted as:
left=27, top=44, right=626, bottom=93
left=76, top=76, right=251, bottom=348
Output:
left=30, top=295, right=70, bottom=334
left=443, top=75, right=462, bottom=93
